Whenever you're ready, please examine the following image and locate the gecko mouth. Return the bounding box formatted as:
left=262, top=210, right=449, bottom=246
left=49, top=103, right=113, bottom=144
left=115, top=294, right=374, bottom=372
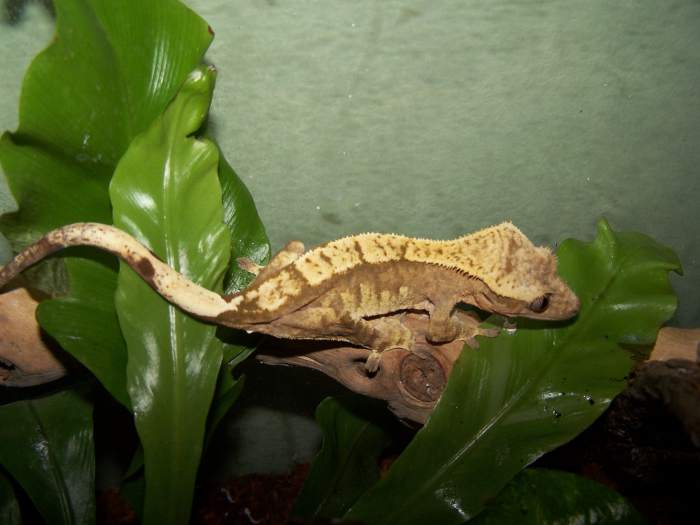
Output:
left=0, top=358, right=16, bottom=371
left=474, top=293, right=518, bottom=317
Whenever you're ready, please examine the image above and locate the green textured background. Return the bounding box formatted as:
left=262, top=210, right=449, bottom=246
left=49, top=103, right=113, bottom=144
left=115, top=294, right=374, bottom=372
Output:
left=1, top=0, right=698, bottom=475
left=1, top=0, right=698, bottom=324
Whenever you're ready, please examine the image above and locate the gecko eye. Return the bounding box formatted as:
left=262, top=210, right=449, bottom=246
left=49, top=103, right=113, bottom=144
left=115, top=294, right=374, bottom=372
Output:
left=529, top=295, right=550, bottom=313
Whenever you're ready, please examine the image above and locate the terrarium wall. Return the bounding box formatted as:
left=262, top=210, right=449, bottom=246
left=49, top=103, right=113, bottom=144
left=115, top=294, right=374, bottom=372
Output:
left=2, top=1, right=698, bottom=324
left=1, top=0, right=698, bottom=475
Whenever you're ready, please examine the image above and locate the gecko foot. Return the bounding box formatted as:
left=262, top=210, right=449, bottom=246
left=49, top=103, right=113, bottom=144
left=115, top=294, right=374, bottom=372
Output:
left=365, top=350, right=382, bottom=374
left=236, top=257, right=263, bottom=276
left=461, top=326, right=501, bottom=348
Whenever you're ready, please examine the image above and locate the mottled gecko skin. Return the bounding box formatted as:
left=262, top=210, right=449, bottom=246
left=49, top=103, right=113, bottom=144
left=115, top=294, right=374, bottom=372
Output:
left=0, top=222, right=579, bottom=372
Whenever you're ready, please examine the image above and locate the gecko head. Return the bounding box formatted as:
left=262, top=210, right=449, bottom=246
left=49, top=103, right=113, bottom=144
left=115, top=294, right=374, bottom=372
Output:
left=512, top=270, right=580, bottom=321
left=465, top=223, right=580, bottom=321
left=471, top=256, right=580, bottom=321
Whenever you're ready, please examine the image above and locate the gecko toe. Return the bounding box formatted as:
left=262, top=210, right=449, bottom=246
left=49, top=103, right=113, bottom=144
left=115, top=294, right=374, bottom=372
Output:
left=365, top=351, right=381, bottom=374
left=480, top=327, right=501, bottom=338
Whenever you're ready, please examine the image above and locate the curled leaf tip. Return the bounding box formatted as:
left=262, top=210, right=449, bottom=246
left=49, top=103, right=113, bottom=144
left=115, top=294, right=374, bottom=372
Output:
left=186, top=64, right=216, bottom=90
left=595, top=216, right=616, bottom=246
left=173, top=65, right=217, bottom=136
left=596, top=216, right=612, bottom=230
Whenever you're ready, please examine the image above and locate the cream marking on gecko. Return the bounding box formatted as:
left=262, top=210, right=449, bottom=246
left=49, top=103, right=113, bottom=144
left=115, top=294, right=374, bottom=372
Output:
left=0, top=221, right=580, bottom=372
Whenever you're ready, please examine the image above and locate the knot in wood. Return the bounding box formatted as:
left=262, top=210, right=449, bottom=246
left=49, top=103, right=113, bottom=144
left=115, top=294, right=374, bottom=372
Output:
left=399, top=352, right=446, bottom=403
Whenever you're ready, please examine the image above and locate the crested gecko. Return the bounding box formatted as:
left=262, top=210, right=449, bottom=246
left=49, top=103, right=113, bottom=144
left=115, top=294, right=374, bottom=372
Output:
left=0, top=222, right=579, bottom=372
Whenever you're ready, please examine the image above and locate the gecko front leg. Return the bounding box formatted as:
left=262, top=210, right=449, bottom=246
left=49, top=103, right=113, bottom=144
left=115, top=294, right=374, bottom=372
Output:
left=451, top=310, right=500, bottom=348
left=426, top=301, right=461, bottom=343
left=428, top=302, right=500, bottom=347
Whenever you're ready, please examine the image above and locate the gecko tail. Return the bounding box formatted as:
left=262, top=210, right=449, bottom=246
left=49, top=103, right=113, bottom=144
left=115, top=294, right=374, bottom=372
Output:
left=0, top=222, right=233, bottom=320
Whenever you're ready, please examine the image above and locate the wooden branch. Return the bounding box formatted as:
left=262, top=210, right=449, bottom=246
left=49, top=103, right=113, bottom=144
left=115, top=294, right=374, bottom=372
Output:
left=257, top=312, right=465, bottom=423
left=0, top=285, right=67, bottom=387
left=649, top=327, right=700, bottom=362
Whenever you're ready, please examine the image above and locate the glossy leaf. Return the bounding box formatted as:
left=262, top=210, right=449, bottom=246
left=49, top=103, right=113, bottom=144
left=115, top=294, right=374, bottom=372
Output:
left=1, top=3, right=266, bottom=521
left=471, top=468, right=647, bottom=525
left=204, top=367, right=246, bottom=451
left=0, top=0, right=214, bottom=404
left=0, top=470, right=21, bottom=525
left=0, top=0, right=212, bottom=245
left=218, top=156, right=271, bottom=294
left=0, top=132, right=111, bottom=248
left=205, top=337, right=255, bottom=444
left=37, top=254, right=129, bottom=408
left=204, top=153, right=270, bottom=444
left=120, top=473, right=145, bottom=522
left=345, top=219, right=681, bottom=525
left=109, top=65, right=229, bottom=525
left=293, top=397, right=391, bottom=520
left=0, top=388, right=95, bottom=525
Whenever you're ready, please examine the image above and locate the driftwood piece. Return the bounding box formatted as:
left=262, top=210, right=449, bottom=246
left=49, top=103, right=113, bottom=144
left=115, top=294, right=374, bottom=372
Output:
left=644, top=327, right=700, bottom=445
left=0, top=286, right=66, bottom=387
left=257, top=311, right=468, bottom=423
left=649, top=327, right=700, bottom=362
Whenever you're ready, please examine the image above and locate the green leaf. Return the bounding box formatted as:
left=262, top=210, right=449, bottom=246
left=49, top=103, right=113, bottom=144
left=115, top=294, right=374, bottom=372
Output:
left=293, top=397, right=392, bottom=520
left=345, top=219, right=680, bottom=525
left=218, top=156, right=270, bottom=294
left=37, top=254, right=129, bottom=408
left=1, top=0, right=213, bottom=245
left=471, top=468, right=647, bottom=525
left=0, top=0, right=215, bottom=404
left=123, top=445, right=145, bottom=482
left=203, top=342, right=263, bottom=456
left=0, top=388, right=95, bottom=525
left=109, top=65, right=229, bottom=525
left=204, top=367, right=246, bottom=451
left=0, top=130, right=111, bottom=246
left=120, top=473, right=145, bottom=522
left=556, top=219, right=681, bottom=346
left=204, top=154, right=269, bottom=445
left=203, top=336, right=254, bottom=451
left=0, top=470, right=21, bottom=525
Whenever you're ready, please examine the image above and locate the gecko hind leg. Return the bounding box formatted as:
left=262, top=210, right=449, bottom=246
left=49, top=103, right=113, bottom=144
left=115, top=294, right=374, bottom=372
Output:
left=266, top=308, right=414, bottom=374
left=236, top=258, right=264, bottom=275
left=365, top=351, right=382, bottom=374
left=356, top=316, right=415, bottom=373
left=428, top=306, right=500, bottom=348
left=237, top=240, right=305, bottom=281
